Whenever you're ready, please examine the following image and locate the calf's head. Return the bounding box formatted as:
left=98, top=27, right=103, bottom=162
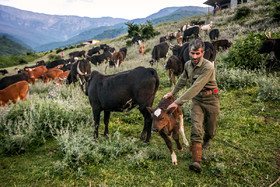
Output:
left=147, top=107, right=176, bottom=132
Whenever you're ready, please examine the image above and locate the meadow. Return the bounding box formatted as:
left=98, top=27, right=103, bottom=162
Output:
left=0, top=0, right=279, bottom=186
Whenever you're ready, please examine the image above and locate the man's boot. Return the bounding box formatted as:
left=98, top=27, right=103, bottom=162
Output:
left=189, top=142, right=202, bottom=173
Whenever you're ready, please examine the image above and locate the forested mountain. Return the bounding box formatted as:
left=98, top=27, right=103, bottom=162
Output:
left=0, top=34, right=31, bottom=56
left=0, top=5, right=207, bottom=53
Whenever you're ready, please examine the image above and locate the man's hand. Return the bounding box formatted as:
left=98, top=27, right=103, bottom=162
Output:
left=163, top=92, right=173, bottom=99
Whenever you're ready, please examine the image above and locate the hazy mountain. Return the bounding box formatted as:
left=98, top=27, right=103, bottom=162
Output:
left=34, top=6, right=208, bottom=51
left=0, top=5, right=128, bottom=49
left=0, top=5, right=208, bottom=53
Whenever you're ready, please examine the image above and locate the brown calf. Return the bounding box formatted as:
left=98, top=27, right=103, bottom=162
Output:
left=25, top=65, right=48, bottom=84
left=56, top=70, right=70, bottom=85
left=147, top=96, right=189, bottom=165
left=43, top=68, right=64, bottom=83
left=111, top=51, right=125, bottom=68
left=139, top=44, right=146, bottom=55
left=0, top=81, right=29, bottom=107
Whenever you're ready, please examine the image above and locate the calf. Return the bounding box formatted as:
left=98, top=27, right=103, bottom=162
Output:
left=85, top=66, right=159, bottom=143
left=165, top=55, right=184, bottom=85
left=43, top=68, right=64, bottom=83
left=149, top=42, right=169, bottom=65
left=110, top=51, right=125, bottom=68
left=212, top=39, right=232, bottom=51
left=139, top=44, right=146, bottom=55
left=209, top=29, right=219, bottom=41
left=147, top=96, right=189, bottom=165
left=56, top=70, right=70, bottom=85
left=0, top=81, right=29, bottom=107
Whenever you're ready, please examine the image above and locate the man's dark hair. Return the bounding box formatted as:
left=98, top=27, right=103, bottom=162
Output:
left=189, top=39, right=205, bottom=52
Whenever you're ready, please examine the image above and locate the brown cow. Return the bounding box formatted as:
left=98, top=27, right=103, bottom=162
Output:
left=139, top=44, right=146, bottom=55
left=111, top=51, right=125, bottom=68
left=0, top=81, right=29, bottom=107
left=25, top=65, right=48, bottom=84
left=147, top=96, right=189, bottom=165
left=43, top=68, right=64, bottom=83
left=56, top=70, right=70, bottom=85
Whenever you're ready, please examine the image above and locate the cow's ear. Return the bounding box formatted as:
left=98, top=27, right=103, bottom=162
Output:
left=146, top=107, right=154, bottom=115
left=167, top=107, right=176, bottom=114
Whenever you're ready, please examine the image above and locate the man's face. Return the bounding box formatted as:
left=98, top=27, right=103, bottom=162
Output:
left=189, top=47, right=204, bottom=65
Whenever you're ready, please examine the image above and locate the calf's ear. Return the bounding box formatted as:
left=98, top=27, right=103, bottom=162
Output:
left=167, top=107, right=176, bottom=114
left=146, top=107, right=154, bottom=115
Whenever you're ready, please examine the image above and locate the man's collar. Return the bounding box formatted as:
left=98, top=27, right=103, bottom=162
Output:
left=192, top=57, right=204, bottom=67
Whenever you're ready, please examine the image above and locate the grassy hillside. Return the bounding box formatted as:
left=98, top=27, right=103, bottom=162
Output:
left=0, top=0, right=279, bottom=186
left=0, top=35, right=31, bottom=56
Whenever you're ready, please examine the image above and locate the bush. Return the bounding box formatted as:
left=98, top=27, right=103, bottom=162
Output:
left=222, top=33, right=268, bottom=70
left=125, top=20, right=159, bottom=41
left=271, top=3, right=280, bottom=22
left=233, top=6, right=251, bottom=21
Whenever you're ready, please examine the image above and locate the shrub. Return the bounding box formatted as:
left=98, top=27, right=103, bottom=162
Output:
left=222, top=33, right=268, bottom=70
left=271, top=3, right=280, bottom=22
left=125, top=20, right=160, bottom=40
left=233, top=6, right=251, bottom=21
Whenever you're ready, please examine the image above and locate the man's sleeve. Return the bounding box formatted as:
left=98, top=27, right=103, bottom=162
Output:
left=171, top=67, right=187, bottom=96
left=174, top=66, right=214, bottom=105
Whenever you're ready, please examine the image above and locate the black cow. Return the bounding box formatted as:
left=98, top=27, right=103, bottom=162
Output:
left=85, top=66, right=159, bottom=143
left=0, top=69, right=8, bottom=76
left=66, top=59, right=91, bottom=91
left=212, top=39, right=232, bottom=51
left=46, top=59, right=66, bottom=69
left=209, top=29, right=219, bottom=41
left=87, top=47, right=101, bottom=56
left=171, top=41, right=216, bottom=64
left=0, top=72, right=29, bottom=90
left=149, top=42, right=169, bottom=65
left=164, top=55, right=184, bottom=85
left=100, top=44, right=109, bottom=50
left=69, top=50, right=86, bottom=58
left=60, top=63, right=73, bottom=72
left=87, top=51, right=112, bottom=66
left=132, top=35, right=143, bottom=45
left=259, top=38, right=280, bottom=60
left=183, top=27, right=199, bottom=42
left=36, top=60, right=46, bottom=66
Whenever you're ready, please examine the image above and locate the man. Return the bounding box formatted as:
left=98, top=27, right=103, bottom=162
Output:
left=164, top=39, right=219, bottom=173
left=213, top=1, right=221, bottom=16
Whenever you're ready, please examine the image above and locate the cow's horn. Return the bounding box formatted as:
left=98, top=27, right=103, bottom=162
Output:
left=169, top=43, right=175, bottom=48
left=77, top=61, right=85, bottom=76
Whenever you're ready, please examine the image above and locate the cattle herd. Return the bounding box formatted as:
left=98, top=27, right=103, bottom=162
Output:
left=0, top=20, right=278, bottom=164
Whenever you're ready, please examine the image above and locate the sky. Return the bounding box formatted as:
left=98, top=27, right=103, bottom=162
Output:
left=0, top=0, right=209, bottom=20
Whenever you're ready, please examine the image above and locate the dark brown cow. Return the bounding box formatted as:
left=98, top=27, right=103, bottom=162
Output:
left=25, top=66, right=48, bottom=84
left=165, top=55, right=184, bottom=85
left=147, top=96, right=189, bottom=165
left=212, top=39, right=232, bottom=51
left=0, top=81, right=29, bottom=107
left=85, top=66, right=159, bottom=143
left=259, top=33, right=280, bottom=60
